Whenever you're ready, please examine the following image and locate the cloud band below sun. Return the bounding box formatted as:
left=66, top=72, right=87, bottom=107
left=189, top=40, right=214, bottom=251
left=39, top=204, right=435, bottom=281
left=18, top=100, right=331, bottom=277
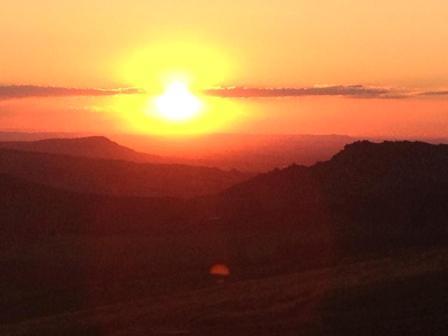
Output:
left=1, top=84, right=447, bottom=100
left=0, top=85, right=144, bottom=100
left=205, top=85, right=448, bottom=99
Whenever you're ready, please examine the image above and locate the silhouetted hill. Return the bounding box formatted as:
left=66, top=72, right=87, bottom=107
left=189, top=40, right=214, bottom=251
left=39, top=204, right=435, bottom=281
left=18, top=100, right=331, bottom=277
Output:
left=4, top=132, right=448, bottom=172
left=2, top=141, right=448, bottom=332
left=0, top=132, right=358, bottom=171
left=2, top=141, right=448, bottom=267
left=2, top=140, right=447, bottom=261
left=226, top=140, right=448, bottom=198
left=326, top=140, right=448, bottom=190
left=0, top=148, right=252, bottom=197
left=219, top=141, right=448, bottom=257
left=0, top=136, right=164, bottom=163
left=0, top=173, right=191, bottom=235
left=0, top=174, right=237, bottom=324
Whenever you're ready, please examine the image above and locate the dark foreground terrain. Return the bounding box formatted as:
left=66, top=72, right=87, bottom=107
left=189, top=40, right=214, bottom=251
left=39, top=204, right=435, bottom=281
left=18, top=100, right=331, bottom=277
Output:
left=1, top=246, right=447, bottom=336
left=1, top=140, right=448, bottom=335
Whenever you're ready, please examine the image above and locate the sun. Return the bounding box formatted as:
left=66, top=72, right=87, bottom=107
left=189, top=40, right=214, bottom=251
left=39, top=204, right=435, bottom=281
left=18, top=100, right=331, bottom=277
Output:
left=154, top=81, right=203, bottom=122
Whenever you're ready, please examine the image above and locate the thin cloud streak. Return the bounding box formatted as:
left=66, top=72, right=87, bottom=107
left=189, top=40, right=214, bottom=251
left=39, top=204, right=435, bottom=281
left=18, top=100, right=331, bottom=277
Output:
left=418, top=90, right=448, bottom=97
left=0, top=85, right=145, bottom=100
left=1, top=84, right=447, bottom=101
left=205, top=85, right=391, bottom=98
left=205, top=85, right=448, bottom=99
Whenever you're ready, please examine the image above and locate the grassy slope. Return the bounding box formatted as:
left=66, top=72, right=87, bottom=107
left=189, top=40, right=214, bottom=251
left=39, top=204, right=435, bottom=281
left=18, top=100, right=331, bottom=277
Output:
left=2, top=246, right=448, bottom=336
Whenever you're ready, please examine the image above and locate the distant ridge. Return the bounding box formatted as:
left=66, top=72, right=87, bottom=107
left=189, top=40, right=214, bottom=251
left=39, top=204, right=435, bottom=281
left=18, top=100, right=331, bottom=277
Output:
left=2, top=140, right=448, bottom=247
left=227, top=140, right=448, bottom=195
left=0, top=136, right=164, bottom=163
left=0, top=145, right=252, bottom=198
left=0, top=132, right=359, bottom=171
left=1, top=140, right=448, bottom=278
left=218, top=140, right=448, bottom=258
left=1, top=141, right=448, bottom=301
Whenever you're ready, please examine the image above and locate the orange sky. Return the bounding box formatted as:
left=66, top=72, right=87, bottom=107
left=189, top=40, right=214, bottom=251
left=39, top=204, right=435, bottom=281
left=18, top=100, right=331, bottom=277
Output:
left=1, top=0, right=447, bottom=137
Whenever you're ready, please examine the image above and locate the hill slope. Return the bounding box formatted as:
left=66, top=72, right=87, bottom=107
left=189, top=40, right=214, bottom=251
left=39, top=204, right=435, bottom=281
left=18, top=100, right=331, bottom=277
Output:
left=2, top=141, right=448, bottom=333
left=0, top=133, right=357, bottom=171
left=219, top=141, right=448, bottom=253
left=0, top=136, right=165, bottom=163
left=2, top=246, right=448, bottom=335
left=0, top=148, right=252, bottom=198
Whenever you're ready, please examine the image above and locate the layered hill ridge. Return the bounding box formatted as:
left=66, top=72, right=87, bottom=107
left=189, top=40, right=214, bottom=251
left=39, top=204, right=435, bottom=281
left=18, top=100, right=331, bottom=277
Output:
left=2, top=140, right=448, bottom=237
left=2, top=140, right=447, bottom=248
left=2, top=140, right=448, bottom=330
left=0, top=136, right=163, bottom=163
left=0, top=145, right=252, bottom=198
left=328, top=140, right=448, bottom=180
left=0, top=132, right=358, bottom=171
left=226, top=140, right=448, bottom=196
left=218, top=140, right=448, bottom=257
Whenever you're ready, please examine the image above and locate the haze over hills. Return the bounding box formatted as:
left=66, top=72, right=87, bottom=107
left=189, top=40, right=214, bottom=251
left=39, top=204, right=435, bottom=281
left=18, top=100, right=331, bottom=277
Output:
left=2, top=140, right=447, bottom=260
left=4, top=0, right=448, bottom=334
left=0, top=132, right=360, bottom=171
left=1, top=140, right=448, bottom=334
left=0, top=136, right=164, bottom=163
left=3, top=131, right=448, bottom=172
left=0, top=131, right=90, bottom=142
left=110, top=133, right=359, bottom=171
left=219, top=141, right=448, bottom=260
left=0, top=148, right=252, bottom=198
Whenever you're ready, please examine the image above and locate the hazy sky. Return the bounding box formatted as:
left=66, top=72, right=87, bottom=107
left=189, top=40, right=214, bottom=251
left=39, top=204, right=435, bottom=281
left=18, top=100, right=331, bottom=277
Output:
left=1, top=0, right=447, bottom=137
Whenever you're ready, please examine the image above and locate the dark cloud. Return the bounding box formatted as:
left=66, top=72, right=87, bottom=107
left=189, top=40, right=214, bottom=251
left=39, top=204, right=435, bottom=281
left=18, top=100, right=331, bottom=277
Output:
left=204, top=85, right=398, bottom=98
left=2, top=84, right=447, bottom=101
left=205, top=85, right=448, bottom=99
left=0, top=85, right=145, bottom=100
left=418, top=90, right=448, bottom=97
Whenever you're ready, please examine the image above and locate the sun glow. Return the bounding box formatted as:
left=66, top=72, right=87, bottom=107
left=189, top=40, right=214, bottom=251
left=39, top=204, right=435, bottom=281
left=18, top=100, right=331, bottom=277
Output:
left=112, top=39, right=247, bottom=135
left=154, top=81, right=203, bottom=122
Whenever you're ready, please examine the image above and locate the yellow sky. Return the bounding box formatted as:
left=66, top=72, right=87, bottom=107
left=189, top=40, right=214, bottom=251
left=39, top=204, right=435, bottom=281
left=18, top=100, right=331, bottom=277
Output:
left=0, top=0, right=447, bottom=136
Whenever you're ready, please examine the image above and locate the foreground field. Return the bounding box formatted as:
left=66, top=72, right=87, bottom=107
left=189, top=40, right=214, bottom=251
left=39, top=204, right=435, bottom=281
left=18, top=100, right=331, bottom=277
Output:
left=2, top=246, right=447, bottom=336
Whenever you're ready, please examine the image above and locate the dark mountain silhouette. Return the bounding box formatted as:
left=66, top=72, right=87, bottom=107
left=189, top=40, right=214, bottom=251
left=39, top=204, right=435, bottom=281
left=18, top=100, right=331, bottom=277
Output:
left=0, top=132, right=359, bottom=171
left=219, top=141, right=448, bottom=259
left=2, top=141, right=447, bottom=267
left=0, top=131, right=89, bottom=142
left=3, top=132, right=448, bottom=172
left=1, top=141, right=448, bottom=334
left=0, top=148, right=252, bottom=198
left=0, top=136, right=164, bottom=163
left=0, top=173, right=190, bottom=235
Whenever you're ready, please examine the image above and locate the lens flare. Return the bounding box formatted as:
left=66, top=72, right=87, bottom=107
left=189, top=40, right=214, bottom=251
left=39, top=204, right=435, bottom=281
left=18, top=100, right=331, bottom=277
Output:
left=209, top=263, right=231, bottom=277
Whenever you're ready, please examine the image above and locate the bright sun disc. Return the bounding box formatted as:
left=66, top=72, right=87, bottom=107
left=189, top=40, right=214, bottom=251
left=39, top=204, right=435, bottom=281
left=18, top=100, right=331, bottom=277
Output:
left=155, top=81, right=202, bottom=122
